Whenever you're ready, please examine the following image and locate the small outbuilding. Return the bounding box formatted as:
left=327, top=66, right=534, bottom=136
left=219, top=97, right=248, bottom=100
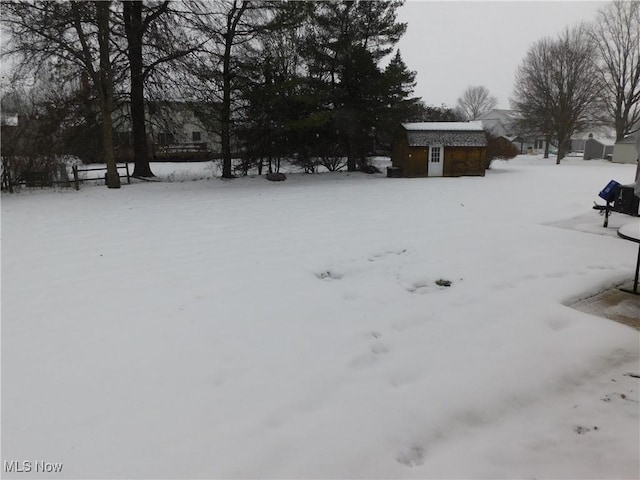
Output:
left=583, top=133, right=615, bottom=160
left=612, top=134, right=639, bottom=164
left=391, top=122, right=487, bottom=177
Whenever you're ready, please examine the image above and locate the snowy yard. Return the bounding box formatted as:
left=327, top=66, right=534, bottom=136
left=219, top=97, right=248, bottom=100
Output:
left=2, top=155, right=639, bottom=479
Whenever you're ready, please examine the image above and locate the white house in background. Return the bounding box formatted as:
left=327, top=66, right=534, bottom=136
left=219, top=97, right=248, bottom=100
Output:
left=112, top=100, right=226, bottom=162
left=612, top=134, right=639, bottom=164
left=478, top=109, right=550, bottom=155
left=477, top=109, right=516, bottom=137
left=479, top=109, right=619, bottom=157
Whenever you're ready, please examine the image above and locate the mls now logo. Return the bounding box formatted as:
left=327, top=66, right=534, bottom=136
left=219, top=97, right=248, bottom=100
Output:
left=4, top=460, right=64, bottom=473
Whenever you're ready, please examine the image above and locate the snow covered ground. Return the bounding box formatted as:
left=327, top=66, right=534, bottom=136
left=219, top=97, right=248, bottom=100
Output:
left=2, top=155, right=639, bottom=479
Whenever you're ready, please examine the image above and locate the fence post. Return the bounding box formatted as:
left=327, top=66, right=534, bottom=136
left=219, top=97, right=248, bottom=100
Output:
left=73, top=165, right=79, bottom=191
left=2, top=157, right=14, bottom=193
left=125, top=162, right=131, bottom=184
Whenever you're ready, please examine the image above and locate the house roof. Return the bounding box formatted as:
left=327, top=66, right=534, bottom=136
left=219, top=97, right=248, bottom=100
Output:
left=402, top=122, right=487, bottom=147
left=478, top=109, right=517, bottom=121
left=572, top=128, right=616, bottom=144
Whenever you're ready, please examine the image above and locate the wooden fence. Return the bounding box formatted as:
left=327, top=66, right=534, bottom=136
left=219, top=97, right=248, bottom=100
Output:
left=72, top=164, right=131, bottom=190
left=152, top=142, right=210, bottom=161
left=1, top=157, right=131, bottom=192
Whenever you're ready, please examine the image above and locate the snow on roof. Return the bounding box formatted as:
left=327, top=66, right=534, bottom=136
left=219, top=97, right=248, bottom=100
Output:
left=402, top=121, right=484, bottom=132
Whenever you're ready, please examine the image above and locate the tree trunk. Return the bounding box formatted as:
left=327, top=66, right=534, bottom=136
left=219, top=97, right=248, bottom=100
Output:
left=556, top=139, right=567, bottom=164
left=347, top=140, right=357, bottom=171
left=124, top=1, right=154, bottom=178
left=544, top=134, right=550, bottom=159
left=221, top=47, right=233, bottom=178
left=220, top=1, right=249, bottom=179
left=97, top=2, right=120, bottom=188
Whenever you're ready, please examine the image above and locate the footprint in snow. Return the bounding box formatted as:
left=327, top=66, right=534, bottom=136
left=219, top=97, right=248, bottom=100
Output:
left=348, top=341, right=390, bottom=369
left=370, top=343, right=389, bottom=355
left=367, top=249, right=408, bottom=262
left=396, top=445, right=426, bottom=467
left=315, top=270, right=343, bottom=280
left=406, top=282, right=430, bottom=294
left=574, top=425, right=598, bottom=435
left=601, top=392, right=638, bottom=403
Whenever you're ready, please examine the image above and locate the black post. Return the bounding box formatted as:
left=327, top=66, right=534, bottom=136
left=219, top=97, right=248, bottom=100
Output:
left=73, top=165, right=79, bottom=191
left=634, top=244, right=640, bottom=294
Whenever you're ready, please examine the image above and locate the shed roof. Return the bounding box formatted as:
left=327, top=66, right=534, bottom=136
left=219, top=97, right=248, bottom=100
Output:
left=402, top=122, right=487, bottom=147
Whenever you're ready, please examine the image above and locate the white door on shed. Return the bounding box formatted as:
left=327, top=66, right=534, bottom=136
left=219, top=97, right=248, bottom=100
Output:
left=428, top=145, right=444, bottom=177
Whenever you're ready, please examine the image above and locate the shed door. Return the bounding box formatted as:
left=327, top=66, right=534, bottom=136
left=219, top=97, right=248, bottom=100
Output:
left=428, top=145, right=444, bottom=177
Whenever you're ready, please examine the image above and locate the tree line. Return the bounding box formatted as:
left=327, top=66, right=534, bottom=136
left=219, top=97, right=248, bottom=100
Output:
left=2, top=0, right=447, bottom=186
left=511, top=0, right=640, bottom=162
left=450, top=2, right=639, bottom=164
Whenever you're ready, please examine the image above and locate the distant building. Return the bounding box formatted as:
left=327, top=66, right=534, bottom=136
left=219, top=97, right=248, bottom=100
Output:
left=112, top=100, right=232, bottom=162
left=1, top=113, right=20, bottom=157
left=583, top=133, right=615, bottom=160
left=477, top=109, right=516, bottom=137
left=478, top=109, right=548, bottom=155
left=612, top=134, right=639, bottom=164
left=478, top=109, right=616, bottom=157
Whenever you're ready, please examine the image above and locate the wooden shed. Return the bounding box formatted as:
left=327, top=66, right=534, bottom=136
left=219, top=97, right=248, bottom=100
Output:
left=391, top=122, right=487, bottom=177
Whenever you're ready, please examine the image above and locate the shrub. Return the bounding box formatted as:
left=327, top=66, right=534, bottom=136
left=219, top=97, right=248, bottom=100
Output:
left=485, top=133, right=519, bottom=169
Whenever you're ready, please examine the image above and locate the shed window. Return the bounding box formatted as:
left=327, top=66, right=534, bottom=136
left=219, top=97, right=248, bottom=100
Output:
left=192, top=131, right=201, bottom=142
left=430, top=146, right=441, bottom=163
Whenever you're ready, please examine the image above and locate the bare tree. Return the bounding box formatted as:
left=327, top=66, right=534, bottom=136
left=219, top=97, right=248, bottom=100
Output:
left=180, top=0, right=259, bottom=179
left=122, top=1, right=167, bottom=178
left=590, top=0, right=640, bottom=141
left=456, top=85, right=498, bottom=120
left=120, top=1, right=199, bottom=177
left=2, top=1, right=121, bottom=187
left=511, top=26, right=601, bottom=163
left=92, top=1, right=120, bottom=187
left=181, top=1, right=300, bottom=179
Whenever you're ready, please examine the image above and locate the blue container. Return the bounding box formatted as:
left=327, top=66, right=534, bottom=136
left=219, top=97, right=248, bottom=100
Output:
left=599, top=180, right=621, bottom=202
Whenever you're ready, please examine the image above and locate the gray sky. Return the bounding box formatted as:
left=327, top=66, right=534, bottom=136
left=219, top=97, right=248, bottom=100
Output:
left=395, top=0, right=608, bottom=109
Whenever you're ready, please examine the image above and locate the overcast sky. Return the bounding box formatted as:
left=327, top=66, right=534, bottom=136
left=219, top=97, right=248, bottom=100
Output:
left=395, top=0, right=608, bottom=109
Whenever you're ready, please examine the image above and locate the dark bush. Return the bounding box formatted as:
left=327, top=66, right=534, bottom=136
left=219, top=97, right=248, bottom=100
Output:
left=360, top=164, right=381, bottom=174
left=485, top=133, right=519, bottom=169
left=266, top=172, right=286, bottom=181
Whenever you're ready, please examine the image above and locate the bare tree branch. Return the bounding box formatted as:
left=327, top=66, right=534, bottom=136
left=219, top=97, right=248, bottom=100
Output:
left=456, top=85, right=498, bottom=120
left=511, top=26, right=601, bottom=162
